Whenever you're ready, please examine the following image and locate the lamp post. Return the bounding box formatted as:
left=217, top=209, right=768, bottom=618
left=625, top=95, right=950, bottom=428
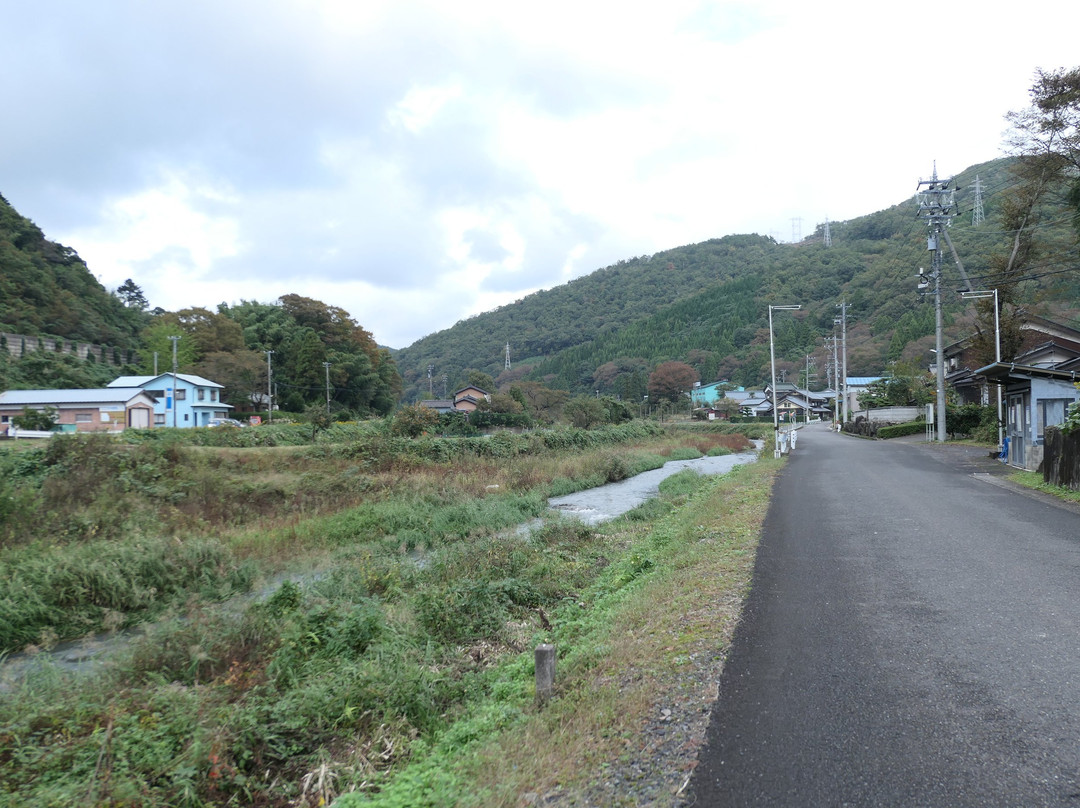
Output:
left=769, top=304, right=801, bottom=458
left=961, top=288, right=1002, bottom=452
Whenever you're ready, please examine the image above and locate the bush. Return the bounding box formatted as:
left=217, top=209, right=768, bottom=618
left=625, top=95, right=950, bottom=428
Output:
left=877, top=421, right=926, bottom=439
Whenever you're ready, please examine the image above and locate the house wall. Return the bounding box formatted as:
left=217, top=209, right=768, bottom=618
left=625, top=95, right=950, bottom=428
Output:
left=142, top=377, right=227, bottom=427
left=0, top=403, right=154, bottom=434
left=1005, top=377, right=1080, bottom=470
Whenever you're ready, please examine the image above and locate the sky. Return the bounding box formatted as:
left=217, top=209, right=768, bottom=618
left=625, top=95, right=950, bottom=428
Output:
left=3, top=2, right=1080, bottom=350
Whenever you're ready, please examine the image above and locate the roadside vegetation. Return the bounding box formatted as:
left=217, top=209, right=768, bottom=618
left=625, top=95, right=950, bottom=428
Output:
left=0, top=421, right=772, bottom=807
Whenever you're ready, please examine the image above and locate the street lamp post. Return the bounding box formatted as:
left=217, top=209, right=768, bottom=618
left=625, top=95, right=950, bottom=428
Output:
left=769, top=304, right=801, bottom=458
left=961, top=288, right=1002, bottom=452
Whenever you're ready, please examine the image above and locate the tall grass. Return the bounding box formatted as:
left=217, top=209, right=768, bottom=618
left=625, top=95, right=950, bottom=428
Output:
left=0, top=422, right=767, bottom=806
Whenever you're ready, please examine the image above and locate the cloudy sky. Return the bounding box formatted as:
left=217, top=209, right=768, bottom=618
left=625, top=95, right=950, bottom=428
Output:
left=3, top=2, right=1079, bottom=349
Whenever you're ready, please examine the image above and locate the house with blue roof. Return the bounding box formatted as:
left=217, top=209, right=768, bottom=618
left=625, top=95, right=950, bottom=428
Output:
left=107, top=373, right=233, bottom=428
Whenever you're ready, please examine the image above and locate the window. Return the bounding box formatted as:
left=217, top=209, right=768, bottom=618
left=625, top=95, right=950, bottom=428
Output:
left=1037, top=398, right=1073, bottom=439
left=197, top=388, right=205, bottom=401
left=176, top=389, right=187, bottom=400
left=211, top=390, right=218, bottom=402
left=184, top=414, right=190, bottom=422
left=75, top=413, right=93, bottom=423
left=147, top=389, right=165, bottom=401
left=154, top=414, right=166, bottom=425
left=1, top=415, right=9, bottom=423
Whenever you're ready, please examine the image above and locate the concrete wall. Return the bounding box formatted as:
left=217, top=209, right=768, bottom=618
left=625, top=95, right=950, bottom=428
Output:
left=0, top=332, right=132, bottom=365
left=852, top=406, right=921, bottom=423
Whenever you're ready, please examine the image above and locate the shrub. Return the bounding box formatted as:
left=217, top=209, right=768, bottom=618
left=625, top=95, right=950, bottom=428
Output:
left=877, top=421, right=926, bottom=439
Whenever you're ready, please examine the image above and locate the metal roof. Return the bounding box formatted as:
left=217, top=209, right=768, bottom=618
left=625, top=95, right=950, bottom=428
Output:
left=108, top=373, right=223, bottom=388
left=0, top=388, right=152, bottom=406
left=971, top=362, right=1080, bottom=385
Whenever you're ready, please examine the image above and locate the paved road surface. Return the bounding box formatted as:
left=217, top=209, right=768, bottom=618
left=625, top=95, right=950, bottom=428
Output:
left=688, top=422, right=1080, bottom=807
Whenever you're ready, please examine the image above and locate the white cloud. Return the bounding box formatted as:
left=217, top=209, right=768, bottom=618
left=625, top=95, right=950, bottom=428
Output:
left=2, top=0, right=1080, bottom=348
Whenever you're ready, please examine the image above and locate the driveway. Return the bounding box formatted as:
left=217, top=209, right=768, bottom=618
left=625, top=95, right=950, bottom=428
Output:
left=688, top=421, right=1080, bottom=807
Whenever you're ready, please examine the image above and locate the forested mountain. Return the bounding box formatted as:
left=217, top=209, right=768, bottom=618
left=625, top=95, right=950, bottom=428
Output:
left=393, top=155, right=1080, bottom=401
left=0, top=196, right=399, bottom=415
left=7, top=64, right=1080, bottom=415
left=0, top=193, right=143, bottom=349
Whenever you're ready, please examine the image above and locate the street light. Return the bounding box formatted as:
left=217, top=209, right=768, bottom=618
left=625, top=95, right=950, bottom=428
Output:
left=769, top=304, right=801, bottom=458
left=961, top=288, right=1002, bottom=452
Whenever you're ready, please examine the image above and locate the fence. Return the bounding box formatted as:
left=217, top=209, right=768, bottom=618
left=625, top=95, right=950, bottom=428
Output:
left=1043, top=427, right=1080, bottom=490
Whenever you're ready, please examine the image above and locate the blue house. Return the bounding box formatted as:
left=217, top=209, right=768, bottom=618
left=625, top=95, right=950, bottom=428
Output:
left=108, top=373, right=233, bottom=428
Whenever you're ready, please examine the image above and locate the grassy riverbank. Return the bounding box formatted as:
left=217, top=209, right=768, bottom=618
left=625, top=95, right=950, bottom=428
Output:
left=0, top=422, right=775, bottom=807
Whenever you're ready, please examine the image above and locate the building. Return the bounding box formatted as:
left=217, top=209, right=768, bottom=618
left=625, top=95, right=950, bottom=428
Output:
left=0, top=388, right=156, bottom=435
left=420, top=386, right=491, bottom=416
left=107, top=373, right=233, bottom=428
left=974, top=344, right=1080, bottom=470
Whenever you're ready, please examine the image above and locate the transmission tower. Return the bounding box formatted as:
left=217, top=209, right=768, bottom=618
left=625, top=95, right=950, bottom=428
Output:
left=971, top=174, right=985, bottom=227
left=505, top=342, right=511, bottom=370
left=791, top=217, right=802, bottom=243
left=823, top=217, right=832, bottom=248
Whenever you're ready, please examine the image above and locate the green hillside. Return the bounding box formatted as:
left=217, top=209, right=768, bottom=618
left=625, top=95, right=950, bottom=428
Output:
left=394, top=155, right=1080, bottom=400
left=0, top=193, right=144, bottom=349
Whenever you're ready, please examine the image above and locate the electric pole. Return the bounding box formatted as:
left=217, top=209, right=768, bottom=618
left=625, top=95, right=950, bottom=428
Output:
left=323, top=362, right=332, bottom=415
left=917, top=164, right=957, bottom=443
left=168, top=335, right=180, bottom=428
left=826, top=334, right=840, bottom=424
left=834, top=302, right=849, bottom=423
left=428, top=364, right=434, bottom=397
left=266, top=350, right=274, bottom=423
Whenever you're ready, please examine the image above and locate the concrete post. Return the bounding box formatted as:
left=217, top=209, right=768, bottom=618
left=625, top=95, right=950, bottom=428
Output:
left=535, top=644, right=556, bottom=706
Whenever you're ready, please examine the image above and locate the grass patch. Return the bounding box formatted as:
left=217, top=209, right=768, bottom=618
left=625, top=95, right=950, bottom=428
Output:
left=1010, top=470, right=1080, bottom=503
left=0, top=423, right=771, bottom=806
left=333, top=453, right=780, bottom=808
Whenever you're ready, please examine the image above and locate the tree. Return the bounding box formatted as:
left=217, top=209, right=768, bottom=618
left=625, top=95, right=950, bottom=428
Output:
left=139, top=321, right=198, bottom=374
left=390, top=403, right=440, bottom=437
left=115, top=279, right=148, bottom=311
left=463, top=369, right=496, bottom=393
left=563, top=395, right=606, bottom=428
left=647, top=361, right=699, bottom=404
left=1006, top=66, right=1080, bottom=233
left=12, top=406, right=57, bottom=431
left=194, top=350, right=268, bottom=408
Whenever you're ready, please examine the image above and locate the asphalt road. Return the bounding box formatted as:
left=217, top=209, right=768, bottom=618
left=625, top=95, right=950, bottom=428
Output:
left=687, top=422, right=1080, bottom=807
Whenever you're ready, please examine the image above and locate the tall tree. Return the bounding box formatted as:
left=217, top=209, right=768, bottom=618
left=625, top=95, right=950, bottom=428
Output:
left=648, top=361, right=699, bottom=404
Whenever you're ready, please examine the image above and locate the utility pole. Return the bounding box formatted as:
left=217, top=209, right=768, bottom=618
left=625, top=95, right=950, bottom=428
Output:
left=918, top=164, right=957, bottom=443
left=265, top=350, right=274, bottom=423
left=153, top=351, right=159, bottom=376
left=168, top=335, right=180, bottom=428
left=827, top=333, right=840, bottom=424
left=323, top=362, right=332, bottom=415
left=804, top=355, right=817, bottom=423
left=834, top=302, right=849, bottom=423
left=428, top=364, right=434, bottom=397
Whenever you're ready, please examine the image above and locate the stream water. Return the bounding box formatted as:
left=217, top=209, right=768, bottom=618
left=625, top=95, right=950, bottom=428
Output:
left=1, top=443, right=761, bottom=686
